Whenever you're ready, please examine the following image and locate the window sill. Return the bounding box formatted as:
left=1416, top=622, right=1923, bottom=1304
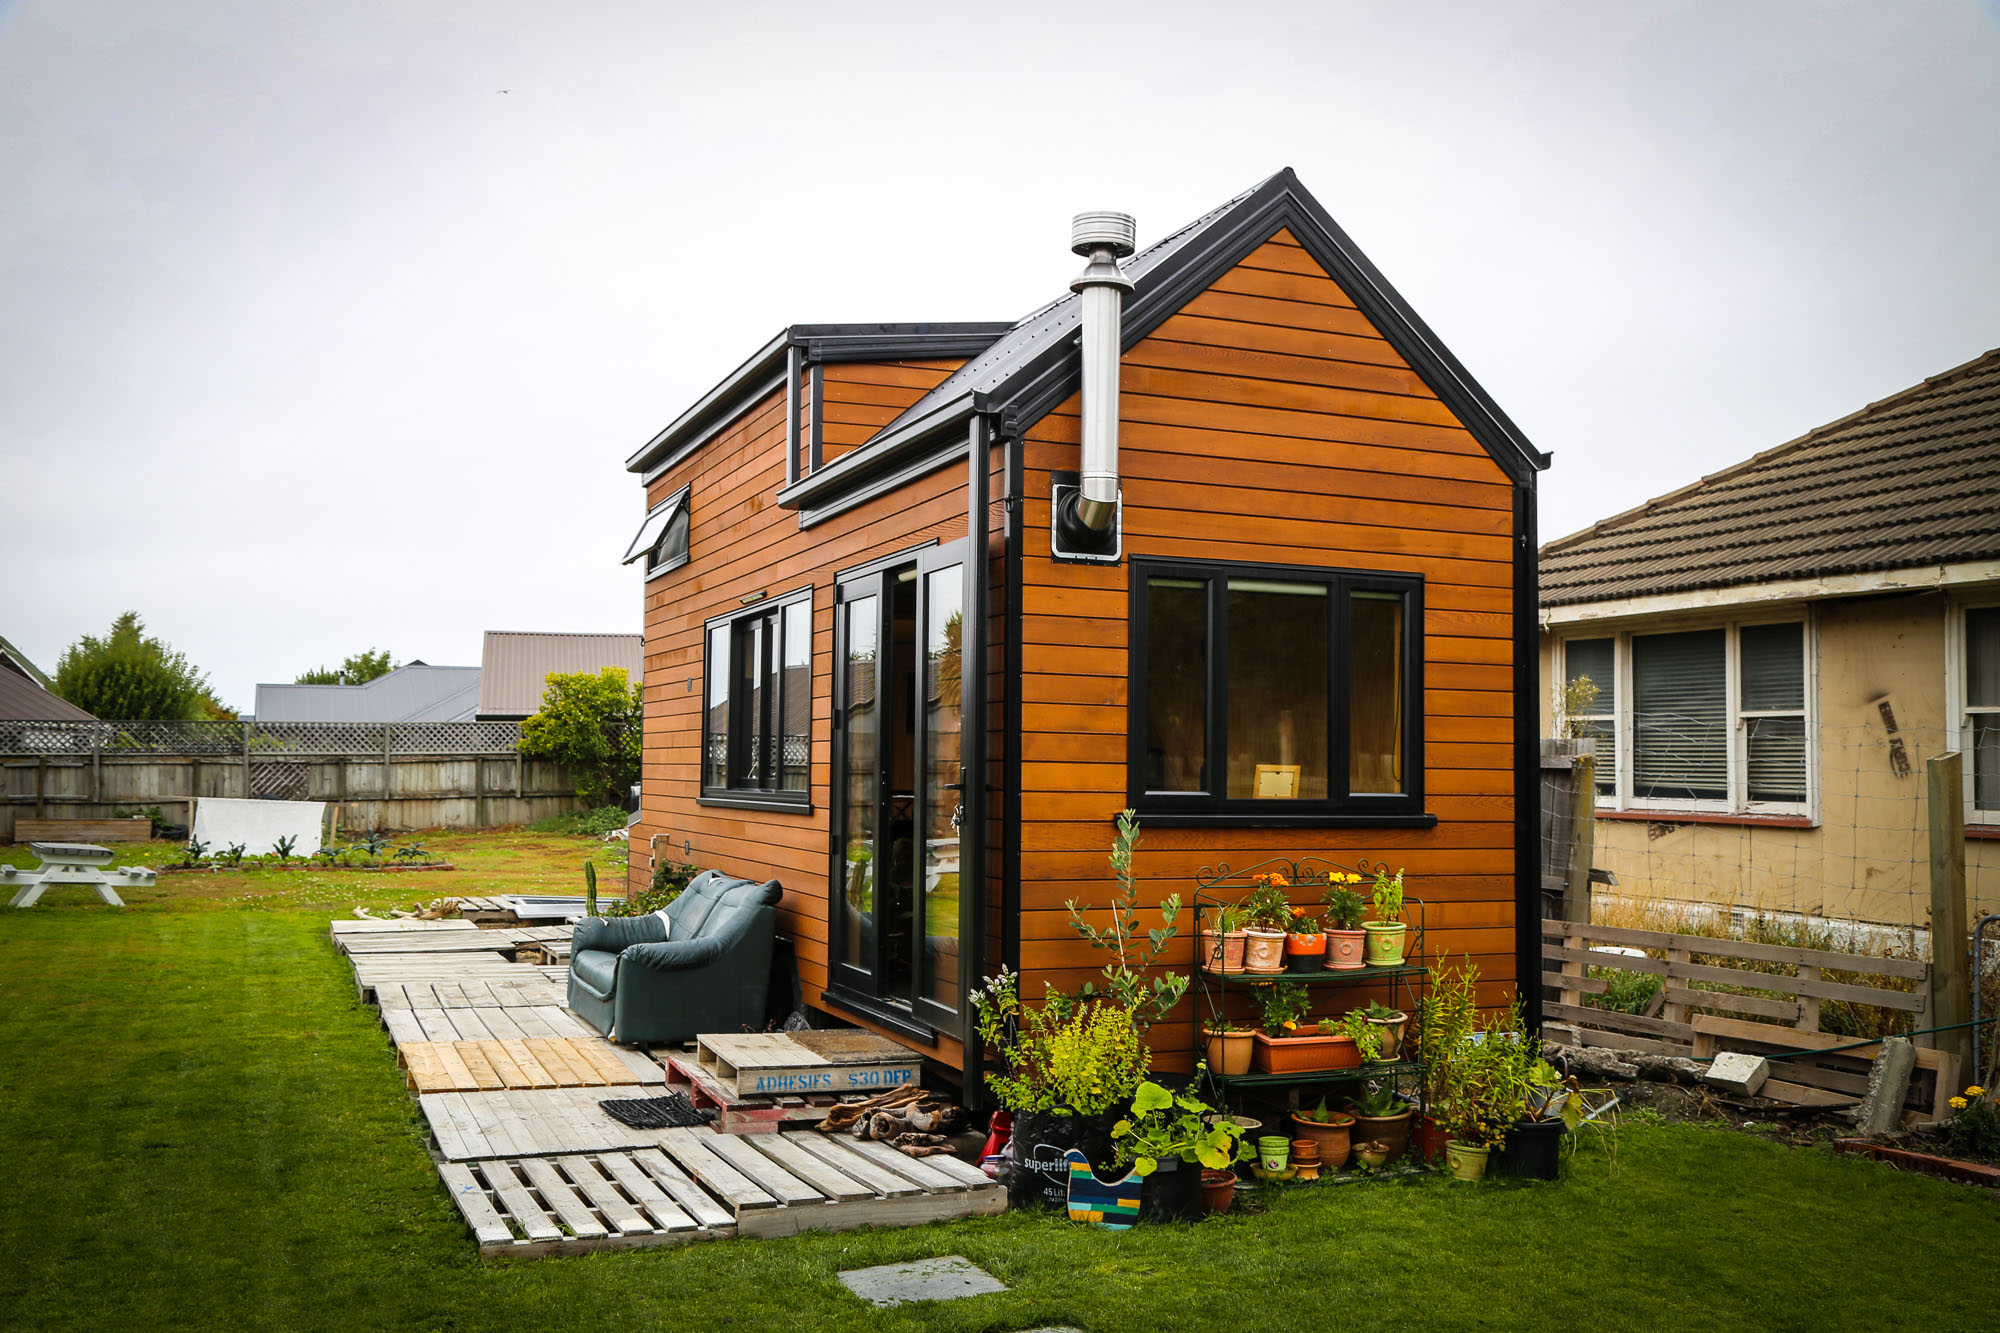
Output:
left=1122, top=809, right=1438, bottom=830
left=698, top=793, right=814, bottom=814
left=1967, top=824, right=2000, bottom=842
left=817, top=987, right=937, bottom=1046
left=1596, top=810, right=1815, bottom=830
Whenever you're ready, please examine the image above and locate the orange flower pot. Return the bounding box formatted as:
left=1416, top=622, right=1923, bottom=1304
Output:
left=1252, top=1032, right=1361, bottom=1075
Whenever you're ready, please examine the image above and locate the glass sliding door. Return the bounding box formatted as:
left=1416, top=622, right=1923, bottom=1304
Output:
left=828, top=542, right=968, bottom=1037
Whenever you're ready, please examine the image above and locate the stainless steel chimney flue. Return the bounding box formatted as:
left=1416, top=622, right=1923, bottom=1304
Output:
left=1066, top=211, right=1135, bottom=535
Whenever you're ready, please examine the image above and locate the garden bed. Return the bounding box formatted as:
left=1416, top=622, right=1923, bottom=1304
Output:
left=159, top=862, right=457, bottom=874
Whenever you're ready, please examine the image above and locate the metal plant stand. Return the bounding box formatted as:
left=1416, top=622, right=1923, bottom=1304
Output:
left=4, top=843, right=155, bottom=907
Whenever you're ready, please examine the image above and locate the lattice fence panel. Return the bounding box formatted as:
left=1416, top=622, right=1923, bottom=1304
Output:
left=249, top=762, right=311, bottom=801
left=389, top=722, right=523, bottom=754
left=0, top=719, right=525, bottom=757
left=249, top=722, right=385, bottom=756
left=103, top=721, right=245, bottom=755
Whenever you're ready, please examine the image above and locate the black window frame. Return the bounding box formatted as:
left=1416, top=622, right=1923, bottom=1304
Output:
left=1126, top=556, right=1431, bottom=828
left=699, top=585, right=813, bottom=813
left=620, top=485, right=692, bottom=581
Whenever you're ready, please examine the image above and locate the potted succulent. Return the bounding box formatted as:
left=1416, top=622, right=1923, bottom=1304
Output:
left=1363, top=868, right=1408, bottom=966
left=1284, top=907, right=1326, bottom=974
left=1320, top=880, right=1368, bottom=970
left=1363, top=999, right=1409, bottom=1060
left=1201, top=1015, right=1254, bottom=1077
left=1290, top=1096, right=1356, bottom=1171
left=1110, top=1079, right=1246, bottom=1222
left=1350, top=1082, right=1417, bottom=1164
left=1239, top=877, right=1293, bottom=974
left=1201, top=903, right=1249, bottom=974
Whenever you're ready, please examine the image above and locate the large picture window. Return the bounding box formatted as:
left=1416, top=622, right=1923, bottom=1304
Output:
left=702, top=589, right=811, bottom=808
left=1129, top=558, right=1425, bottom=824
left=1560, top=617, right=1811, bottom=817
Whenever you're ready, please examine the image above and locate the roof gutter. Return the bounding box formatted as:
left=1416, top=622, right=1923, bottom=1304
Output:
left=1539, top=557, right=2000, bottom=627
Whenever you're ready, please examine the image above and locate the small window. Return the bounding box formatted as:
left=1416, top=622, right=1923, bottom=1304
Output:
left=621, top=488, right=691, bottom=579
left=702, top=589, right=811, bottom=806
left=1131, top=559, right=1424, bottom=821
left=1561, top=637, right=1616, bottom=795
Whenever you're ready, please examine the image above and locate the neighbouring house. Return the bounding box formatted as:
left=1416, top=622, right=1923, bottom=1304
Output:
left=1539, top=347, right=2000, bottom=930
left=253, top=664, right=483, bottom=723
left=621, top=169, right=1549, bottom=1089
left=474, top=631, right=643, bottom=722
left=0, top=634, right=94, bottom=722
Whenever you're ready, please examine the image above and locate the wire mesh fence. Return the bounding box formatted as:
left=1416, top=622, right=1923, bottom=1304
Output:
left=0, top=719, right=527, bottom=757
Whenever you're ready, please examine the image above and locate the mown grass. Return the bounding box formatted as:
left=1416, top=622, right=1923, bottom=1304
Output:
left=1, top=838, right=1997, bottom=1331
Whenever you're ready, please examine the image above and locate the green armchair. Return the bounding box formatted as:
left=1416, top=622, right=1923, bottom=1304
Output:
left=568, top=870, right=783, bottom=1045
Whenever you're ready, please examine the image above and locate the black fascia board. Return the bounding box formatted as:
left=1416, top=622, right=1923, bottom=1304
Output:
left=626, top=323, right=1009, bottom=478
left=992, top=170, right=1549, bottom=484
left=776, top=390, right=986, bottom=512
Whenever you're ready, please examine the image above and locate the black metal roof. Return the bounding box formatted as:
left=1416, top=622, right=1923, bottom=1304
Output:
left=1540, top=348, right=2000, bottom=607
left=777, top=168, right=1548, bottom=510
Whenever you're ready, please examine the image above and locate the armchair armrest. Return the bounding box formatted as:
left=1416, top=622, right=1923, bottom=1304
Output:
left=623, top=935, right=730, bottom=973
left=572, top=913, right=665, bottom=955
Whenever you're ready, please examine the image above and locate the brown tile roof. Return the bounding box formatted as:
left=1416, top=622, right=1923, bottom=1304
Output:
left=1540, top=348, right=2000, bottom=607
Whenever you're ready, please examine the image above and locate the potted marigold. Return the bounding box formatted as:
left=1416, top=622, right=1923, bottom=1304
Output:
left=1250, top=981, right=1360, bottom=1074
left=1321, top=881, right=1367, bottom=970
left=1284, top=907, right=1326, bottom=974
left=1239, top=878, right=1292, bottom=974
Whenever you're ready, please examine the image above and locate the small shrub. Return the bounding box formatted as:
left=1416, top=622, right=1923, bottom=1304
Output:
left=611, top=860, right=701, bottom=916
left=1585, top=965, right=1662, bottom=1014
left=529, top=806, right=630, bottom=836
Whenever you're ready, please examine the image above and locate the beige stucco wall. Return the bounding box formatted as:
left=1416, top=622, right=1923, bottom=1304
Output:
left=1539, top=588, right=2000, bottom=930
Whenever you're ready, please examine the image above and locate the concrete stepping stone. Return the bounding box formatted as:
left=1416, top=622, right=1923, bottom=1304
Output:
left=836, top=1255, right=1006, bottom=1307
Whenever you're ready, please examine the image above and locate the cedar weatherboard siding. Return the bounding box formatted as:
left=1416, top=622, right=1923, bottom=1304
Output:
left=633, top=371, right=973, bottom=1069
left=1014, top=233, right=1521, bottom=1066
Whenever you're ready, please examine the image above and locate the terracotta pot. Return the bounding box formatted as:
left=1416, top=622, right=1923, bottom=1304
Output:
left=1289, top=1138, right=1320, bottom=1164
left=1289, top=1110, right=1355, bottom=1170
left=1242, top=928, right=1287, bottom=973
left=1203, top=929, right=1249, bottom=973
left=1285, top=932, right=1326, bottom=973
left=1366, top=1011, right=1408, bottom=1060
left=1252, top=1031, right=1360, bottom=1074
left=1362, top=921, right=1407, bottom=966
left=1351, top=1106, right=1416, bottom=1164
left=1355, top=1140, right=1394, bottom=1170
left=1324, top=928, right=1367, bottom=970
left=1414, top=1115, right=1454, bottom=1164
left=1445, top=1141, right=1491, bottom=1182
left=1200, top=1168, right=1237, bottom=1213
left=1203, top=1026, right=1254, bottom=1077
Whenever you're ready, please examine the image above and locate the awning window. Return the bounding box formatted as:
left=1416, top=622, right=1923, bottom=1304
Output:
left=621, top=488, right=691, bottom=575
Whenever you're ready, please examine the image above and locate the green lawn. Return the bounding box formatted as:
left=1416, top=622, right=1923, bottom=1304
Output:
left=1, top=832, right=1995, bottom=1331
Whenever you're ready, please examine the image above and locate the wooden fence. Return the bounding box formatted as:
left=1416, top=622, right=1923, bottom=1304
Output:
left=1541, top=918, right=1960, bottom=1123
left=1, top=746, right=579, bottom=840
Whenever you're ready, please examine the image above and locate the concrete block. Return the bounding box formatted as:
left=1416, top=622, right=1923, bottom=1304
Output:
left=1855, top=1037, right=1917, bottom=1136
left=1704, top=1051, right=1770, bottom=1097
left=838, top=1256, right=1007, bottom=1308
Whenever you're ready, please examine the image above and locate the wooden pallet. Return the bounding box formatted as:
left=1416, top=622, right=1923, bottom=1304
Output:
left=663, top=1052, right=842, bottom=1134
left=437, top=1133, right=1002, bottom=1257
left=694, top=1030, right=922, bottom=1098
left=349, top=956, right=566, bottom=1002
left=330, top=918, right=478, bottom=939
left=453, top=896, right=519, bottom=923
left=338, top=925, right=569, bottom=957
left=402, top=1037, right=649, bottom=1093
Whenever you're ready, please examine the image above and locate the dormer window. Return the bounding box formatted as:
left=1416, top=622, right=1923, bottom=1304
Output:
left=622, top=487, right=691, bottom=579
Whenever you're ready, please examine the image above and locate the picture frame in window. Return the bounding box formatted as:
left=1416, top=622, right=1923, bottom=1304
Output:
left=1253, top=764, right=1301, bottom=799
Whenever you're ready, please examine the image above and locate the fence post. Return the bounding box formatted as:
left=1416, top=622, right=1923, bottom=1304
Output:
left=1564, top=751, right=1596, bottom=923
left=34, top=755, right=45, bottom=818
left=1927, top=752, right=1970, bottom=1073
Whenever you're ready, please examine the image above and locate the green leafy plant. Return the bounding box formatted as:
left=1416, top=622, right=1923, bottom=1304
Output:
left=583, top=861, right=598, bottom=915
left=1322, top=886, right=1366, bottom=931
left=529, top=805, right=632, bottom=836
left=972, top=968, right=1149, bottom=1116
left=270, top=835, right=298, bottom=866
left=1334, top=1008, right=1385, bottom=1062
left=1063, top=810, right=1187, bottom=1032
left=1203, top=903, right=1247, bottom=935
left=1353, top=1083, right=1408, bottom=1119
left=1364, top=999, right=1399, bottom=1022
left=179, top=838, right=209, bottom=868
left=1253, top=980, right=1312, bottom=1035
left=1947, top=1086, right=1998, bottom=1160
left=1111, top=1080, right=1244, bottom=1173
left=1370, top=868, right=1405, bottom=925
left=314, top=844, right=346, bottom=867
left=355, top=831, right=393, bottom=861
left=1298, top=1095, right=1346, bottom=1125
left=293, top=648, right=396, bottom=686
left=1287, top=907, right=1324, bottom=935
left=610, top=859, right=701, bottom=917
left=394, top=842, right=428, bottom=863
left=1240, top=881, right=1293, bottom=931
left=217, top=842, right=246, bottom=869
left=517, top=667, right=642, bottom=809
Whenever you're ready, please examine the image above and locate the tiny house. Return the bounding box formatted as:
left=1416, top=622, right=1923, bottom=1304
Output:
left=623, top=169, right=1549, bottom=1090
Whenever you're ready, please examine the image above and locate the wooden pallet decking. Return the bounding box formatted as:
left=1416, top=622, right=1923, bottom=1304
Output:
left=337, top=925, right=570, bottom=957
left=330, top=918, right=478, bottom=938
left=402, top=1037, right=652, bottom=1093
left=349, top=955, right=567, bottom=1002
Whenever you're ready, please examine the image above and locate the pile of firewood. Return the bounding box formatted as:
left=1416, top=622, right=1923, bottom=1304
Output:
left=815, top=1086, right=967, bottom=1157
left=351, top=898, right=461, bottom=921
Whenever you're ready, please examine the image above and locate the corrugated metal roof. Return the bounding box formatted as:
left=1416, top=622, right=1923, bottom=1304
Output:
left=478, top=632, right=642, bottom=718
left=0, top=634, right=55, bottom=690
left=254, top=665, right=482, bottom=722
left=1540, top=348, right=2000, bottom=608
left=0, top=668, right=95, bottom=721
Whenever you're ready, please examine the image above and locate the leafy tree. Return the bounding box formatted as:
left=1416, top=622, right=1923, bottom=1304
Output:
left=517, top=667, right=642, bottom=808
left=52, top=612, right=229, bottom=720
left=295, top=648, right=396, bottom=685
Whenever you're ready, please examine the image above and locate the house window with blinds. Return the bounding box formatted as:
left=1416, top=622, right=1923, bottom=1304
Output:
left=1561, top=619, right=1811, bottom=816
left=1960, top=605, right=2000, bottom=822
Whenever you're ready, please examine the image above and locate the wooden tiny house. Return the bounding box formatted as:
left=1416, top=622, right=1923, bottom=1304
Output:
left=623, top=170, right=1549, bottom=1087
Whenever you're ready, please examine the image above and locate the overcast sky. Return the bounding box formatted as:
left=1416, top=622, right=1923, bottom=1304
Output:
left=4, top=0, right=1997, bottom=711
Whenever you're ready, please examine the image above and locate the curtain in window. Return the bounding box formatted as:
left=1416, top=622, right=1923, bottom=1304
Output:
left=1632, top=629, right=1727, bottom=801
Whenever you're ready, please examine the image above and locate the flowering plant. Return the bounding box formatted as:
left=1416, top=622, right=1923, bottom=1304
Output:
left=1240, top=882, right=1294, bottom=932
left=1253, top=980, right=1312, bottom=1035
left=1370, top=868, right=1405, bottom=925
left=1322, top=887, right=1367, bottom=931
left=972, top=967, right=1149, bottom=1116
left=1946, top=1085, right=1997, bottom=1160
